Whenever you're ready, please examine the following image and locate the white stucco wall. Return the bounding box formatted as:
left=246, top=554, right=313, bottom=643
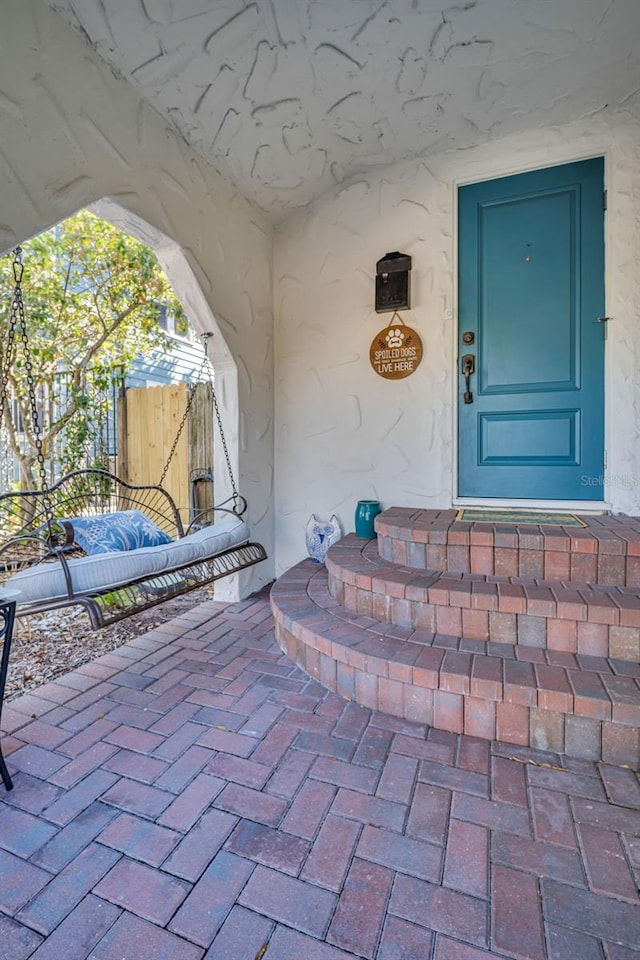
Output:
left=0, top=0, right=274, bottom=598
left=274, top=112, right=640, bottom=574
left=3, top=2, right=640, bottom=588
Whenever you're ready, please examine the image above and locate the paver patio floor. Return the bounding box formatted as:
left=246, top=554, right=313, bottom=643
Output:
left=1, top=587, right=639, bottom=960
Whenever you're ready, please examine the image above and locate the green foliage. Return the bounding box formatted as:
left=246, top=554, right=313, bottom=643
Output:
left=0, top=210, right=182, bottom=487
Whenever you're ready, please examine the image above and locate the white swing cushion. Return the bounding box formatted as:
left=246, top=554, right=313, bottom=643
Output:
left=7, top=517, right=249, bottom=604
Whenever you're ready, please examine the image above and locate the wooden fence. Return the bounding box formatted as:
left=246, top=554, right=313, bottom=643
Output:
left=117, top=382, right=213, bottom=526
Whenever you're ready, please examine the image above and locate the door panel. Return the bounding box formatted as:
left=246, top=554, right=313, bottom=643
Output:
left=458, top=158, right=605, bottom=500
left=479, top=410, right=579, bottom=464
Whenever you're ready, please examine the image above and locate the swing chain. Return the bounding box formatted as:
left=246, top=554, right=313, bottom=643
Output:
left=155, top=334, right=243, bottom=515
left=157, top=336, right=213, bottom=488
left=198, top=333, right=241, bottom=513
left=0, top=252, right=24, bottom=431
left=2, top=247, right=54, bottom=522
left=158, top=379, right=199, bottom=488
left=0, top=283, right=15, bottom=436
left=211, top=379, right=241, bottom=513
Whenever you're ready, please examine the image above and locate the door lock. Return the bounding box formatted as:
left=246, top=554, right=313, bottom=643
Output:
left=461, top=354, right=475, bottom=404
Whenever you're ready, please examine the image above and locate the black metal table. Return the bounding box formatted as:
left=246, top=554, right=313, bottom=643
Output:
left=0, top=596, right=17, bottom=790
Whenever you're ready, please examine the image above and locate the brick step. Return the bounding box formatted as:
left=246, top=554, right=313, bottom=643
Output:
left=327, top=535, right=640, bottom=662
left=377, top=507, right=640, bottom=586
left=271, top=560, right=640, bottom=766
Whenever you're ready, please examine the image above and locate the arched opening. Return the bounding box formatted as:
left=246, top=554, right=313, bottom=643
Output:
left=5, top=198, right=246, bottom=603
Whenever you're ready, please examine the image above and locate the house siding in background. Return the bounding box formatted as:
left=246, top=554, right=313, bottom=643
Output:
left=126, top=333, right=207, bottom=390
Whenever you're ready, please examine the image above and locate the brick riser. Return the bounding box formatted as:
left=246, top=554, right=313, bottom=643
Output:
left=326, top=536, right=640, bottom=662
left=377, top=507, right=640, bottom=587
left=271, top=561, right=640, bottom=767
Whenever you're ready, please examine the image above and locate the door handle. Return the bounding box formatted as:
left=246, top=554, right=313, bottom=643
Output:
left=461, top=354, right=475, bottom=404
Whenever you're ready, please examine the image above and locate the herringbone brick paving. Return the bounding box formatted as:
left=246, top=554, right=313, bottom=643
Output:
left=1, top=588, right=639, bottom=959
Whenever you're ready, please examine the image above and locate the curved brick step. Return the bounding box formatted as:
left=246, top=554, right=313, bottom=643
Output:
left=271, top=560, right=640, bottom=766
left=326, top=535, right=640, bottom=662
left=376, top=507, right=640, bottom=587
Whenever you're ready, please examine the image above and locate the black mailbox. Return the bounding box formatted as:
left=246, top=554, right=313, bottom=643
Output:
left=375, top=251, right=412, bottom=313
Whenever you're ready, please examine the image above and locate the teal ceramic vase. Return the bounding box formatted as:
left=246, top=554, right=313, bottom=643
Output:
left=354, top=500, right=381, bottom=538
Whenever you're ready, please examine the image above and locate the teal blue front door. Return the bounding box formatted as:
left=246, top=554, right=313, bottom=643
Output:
left=458, top=158, right=605, bottom=500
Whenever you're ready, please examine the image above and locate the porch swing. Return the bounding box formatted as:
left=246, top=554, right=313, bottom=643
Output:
left=0, top=246, right=267, bottom=628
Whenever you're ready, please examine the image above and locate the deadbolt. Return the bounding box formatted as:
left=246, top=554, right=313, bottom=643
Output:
left=462, top=331, right=475, bottom=345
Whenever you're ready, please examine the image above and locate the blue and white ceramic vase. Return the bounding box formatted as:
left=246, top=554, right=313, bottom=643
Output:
left=354, top=500, right=381, bottom=538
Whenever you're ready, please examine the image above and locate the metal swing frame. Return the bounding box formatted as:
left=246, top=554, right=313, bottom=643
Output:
left=0, top=247, right=267, bottom=628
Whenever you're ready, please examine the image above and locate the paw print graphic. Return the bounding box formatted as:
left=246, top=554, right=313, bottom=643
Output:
left=386, top=328, right=405, bottom=348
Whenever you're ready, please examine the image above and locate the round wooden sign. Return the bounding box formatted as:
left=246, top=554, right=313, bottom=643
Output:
left=369, top=322, right=423, bottom=379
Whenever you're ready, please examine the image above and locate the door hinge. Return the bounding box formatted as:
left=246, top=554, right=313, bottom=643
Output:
left=604, top=450, right=608, bottom=468
left=603, top=189, right=607, bottom=211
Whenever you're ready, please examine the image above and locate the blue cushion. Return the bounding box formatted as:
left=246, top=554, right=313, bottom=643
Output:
left=65, top=510, right=174, bottom=555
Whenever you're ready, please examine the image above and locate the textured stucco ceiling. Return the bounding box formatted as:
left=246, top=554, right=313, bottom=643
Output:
left=46, top=0, right=640, bottom=218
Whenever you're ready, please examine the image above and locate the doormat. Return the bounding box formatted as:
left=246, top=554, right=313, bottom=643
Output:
left=455, top=508, right=586, bottom=527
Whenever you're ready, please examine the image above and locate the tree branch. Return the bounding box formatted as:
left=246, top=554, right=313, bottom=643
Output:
left=75, top=296, right=144, bottom=375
